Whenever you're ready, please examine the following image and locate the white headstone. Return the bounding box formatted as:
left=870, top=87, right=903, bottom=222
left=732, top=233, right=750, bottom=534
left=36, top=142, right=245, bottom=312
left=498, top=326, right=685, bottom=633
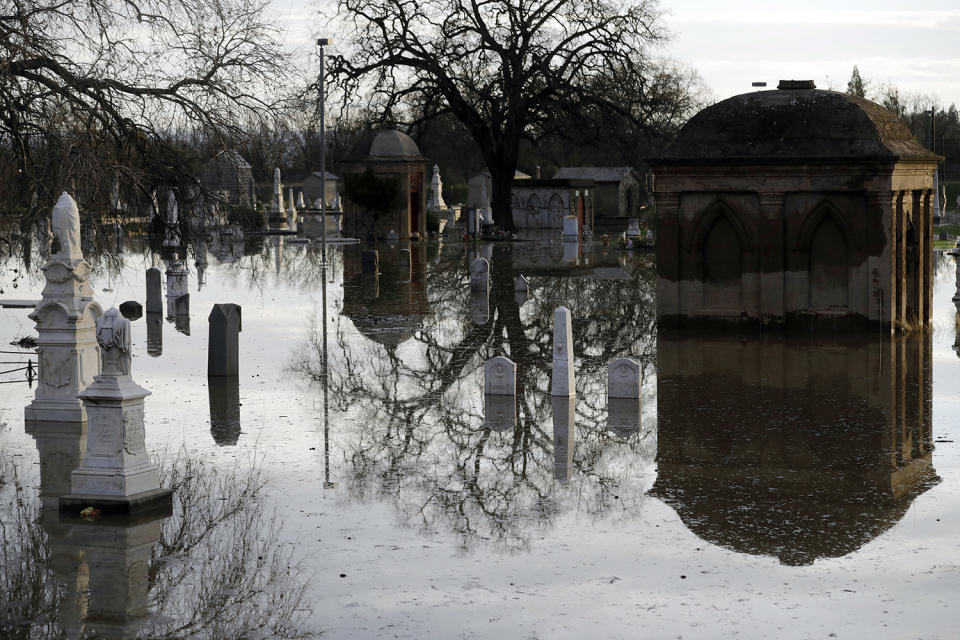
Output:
left=626, top=217, right=641, bottom=238
left=607, top=357, right=641, bottom=398
left=514, top=275, right=529, bottom=292
left=551, top=306, right=575, bottom=396
left=470, top=257, right=490, bottom=291
left=484, top=356, right=516, bottom=395
left=296, top=191, right=306, bottom=209
left=26, top=193, right=102, bottom=424
left=70, top=308, right=163, bottom=498
left=562, top=215, right=579, bottom=241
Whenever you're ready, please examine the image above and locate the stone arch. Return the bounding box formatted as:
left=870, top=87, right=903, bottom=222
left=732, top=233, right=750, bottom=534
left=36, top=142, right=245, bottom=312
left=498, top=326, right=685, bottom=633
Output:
left=688, top=201, right=756, bottom=253
left=526, top=193, right=542, bottom=220
left=797, top=201, right=856, bottom=309
left=701, top=216, right=743, bottom=309
left=548, top=193, right=564, bottom=227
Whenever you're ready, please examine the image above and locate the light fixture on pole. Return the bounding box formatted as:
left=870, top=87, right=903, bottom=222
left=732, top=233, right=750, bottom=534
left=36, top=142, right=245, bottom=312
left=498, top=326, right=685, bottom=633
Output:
left=317, top=38, right=332, bottom=263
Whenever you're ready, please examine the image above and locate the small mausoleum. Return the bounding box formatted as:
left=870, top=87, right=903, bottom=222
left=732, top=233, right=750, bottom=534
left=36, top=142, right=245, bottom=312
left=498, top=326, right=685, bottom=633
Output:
left=552, top=167, right=646, bottom=219
left=652, top=80, right=941, bottom=332
left=201, top=150, right=256, bottom=208
left=341, top=130, right=428, bottom=240
left=302, top=170, right=339, bottom=208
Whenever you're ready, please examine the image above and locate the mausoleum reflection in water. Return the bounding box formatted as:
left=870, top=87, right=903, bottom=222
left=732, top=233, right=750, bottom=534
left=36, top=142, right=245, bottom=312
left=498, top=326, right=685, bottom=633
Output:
left=652, top=333, right=938, bottom=566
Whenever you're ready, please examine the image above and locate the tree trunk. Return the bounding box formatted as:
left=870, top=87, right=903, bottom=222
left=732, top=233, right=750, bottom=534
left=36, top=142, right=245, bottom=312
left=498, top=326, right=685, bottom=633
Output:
left=487, top=145, right=520, bottom=232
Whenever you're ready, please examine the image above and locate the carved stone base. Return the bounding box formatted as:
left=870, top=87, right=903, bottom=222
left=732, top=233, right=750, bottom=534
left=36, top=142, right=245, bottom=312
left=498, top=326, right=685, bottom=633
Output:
left=25, top=400, right=88, bottom=424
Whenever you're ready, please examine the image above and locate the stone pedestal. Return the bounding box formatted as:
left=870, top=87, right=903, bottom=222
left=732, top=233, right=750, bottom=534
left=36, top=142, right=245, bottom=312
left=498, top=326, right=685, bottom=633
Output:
left=26, top=193, right=103, bottom=424
left=61, top=308, right=171, bottom=515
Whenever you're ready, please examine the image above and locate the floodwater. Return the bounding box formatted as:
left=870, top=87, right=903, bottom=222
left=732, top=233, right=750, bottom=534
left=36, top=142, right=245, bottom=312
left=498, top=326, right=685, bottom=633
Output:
left=1, top=232, right=958, bottom=638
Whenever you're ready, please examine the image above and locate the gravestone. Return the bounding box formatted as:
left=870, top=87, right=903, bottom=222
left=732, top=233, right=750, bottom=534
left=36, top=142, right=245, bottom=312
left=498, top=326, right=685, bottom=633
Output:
left=165, top=255, right=188, bottom=299
left=484, top=395, right=517, bottom=432
left=119, top=301, right=142, bottom=321
left=562, top=240, right=579, bottom=264
left=287, top=188, right=298, bottom=230
left=208, top=304, right=242, bottom=376
left=268, top=167, right=286, bottom=227
left=25, top=192, right=103, bottom=425
left=470, top=257, right=489, bottom=291
left=607, top=358, right=641, bottom=398
left=484, top=356, right=516, bottom=395
left=428, top=164, right=447, bottom=211
left=297, top=191, right=306, bottom=209
left=62, top=308, right=171, bottom=514
left=562, top=215, right=579, bottom=241
left=145, top=271, right=159, bottom=312
left=362, top=250, right=379, bottom=274
left=552, top=396, right=575, bottom=481
left=551, top=306, right=575, bottom=396
left=515, top=275, right=529, bottom=292
left=626, top=218, right=641, bottom=238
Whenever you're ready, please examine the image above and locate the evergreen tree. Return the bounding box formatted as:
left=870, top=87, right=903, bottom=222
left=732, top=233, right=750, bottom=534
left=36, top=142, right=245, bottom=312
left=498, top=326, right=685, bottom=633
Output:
left=847, top=66, right=867, bottom=98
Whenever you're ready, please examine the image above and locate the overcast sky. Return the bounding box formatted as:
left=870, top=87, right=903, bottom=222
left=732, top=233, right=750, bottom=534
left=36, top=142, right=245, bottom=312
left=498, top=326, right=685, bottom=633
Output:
left=274, top=0, right=960, bottom=109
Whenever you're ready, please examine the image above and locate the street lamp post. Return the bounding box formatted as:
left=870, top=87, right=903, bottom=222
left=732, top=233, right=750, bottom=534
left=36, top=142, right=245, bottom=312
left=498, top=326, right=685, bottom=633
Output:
left=318, top=38, right=331, bottom=263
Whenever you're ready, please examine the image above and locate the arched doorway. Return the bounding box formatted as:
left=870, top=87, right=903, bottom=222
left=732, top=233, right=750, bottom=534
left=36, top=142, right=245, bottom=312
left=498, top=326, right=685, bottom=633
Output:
left=809, top=215, right=849, bottom=309
left=702, top=216, right=742, bottom=309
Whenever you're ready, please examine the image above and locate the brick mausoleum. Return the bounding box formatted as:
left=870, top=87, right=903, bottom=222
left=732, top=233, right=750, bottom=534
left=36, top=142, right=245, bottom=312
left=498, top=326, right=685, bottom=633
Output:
left=652, top=80, right=941, bottom=332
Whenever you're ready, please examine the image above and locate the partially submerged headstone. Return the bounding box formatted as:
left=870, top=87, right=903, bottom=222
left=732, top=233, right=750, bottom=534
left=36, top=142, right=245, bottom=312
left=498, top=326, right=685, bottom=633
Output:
left=208, top=304, right=242, bottom=376
left=26, top=192, right=103, bottom=425
left=562, top=215, right=579, bottom=241
left=145, top=267, right=162, bottom=313
left=484, top=356, right=516, bottom=395
left=470, top=257, right=490, bottom=291
left=607, top=397, right=642, bottom=435
left=62, top=308, right=171, bottom=515
left=607, top=357, right=641, bottom=398
left=626, top=217, right=641, bottom=239
left=551, top=306, right=575, bottom=396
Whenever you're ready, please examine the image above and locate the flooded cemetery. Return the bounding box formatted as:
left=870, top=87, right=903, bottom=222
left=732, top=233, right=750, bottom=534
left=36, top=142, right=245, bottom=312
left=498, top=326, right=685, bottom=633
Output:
left=2, top=77, right=960, bottom=639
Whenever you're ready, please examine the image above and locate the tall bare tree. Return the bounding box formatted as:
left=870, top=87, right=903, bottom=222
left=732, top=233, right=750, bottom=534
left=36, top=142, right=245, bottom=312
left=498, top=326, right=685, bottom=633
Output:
left=0, top=0, right=289, bottom=222
left=327, top=0, right=679, bottom=230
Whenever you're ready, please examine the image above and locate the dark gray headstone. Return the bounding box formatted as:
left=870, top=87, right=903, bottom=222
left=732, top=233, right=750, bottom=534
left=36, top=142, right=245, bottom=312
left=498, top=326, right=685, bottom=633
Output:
left=208, top=304, right=242, bottom=376
left=146, top=268, right=162, bottom=313
left=209, top=375, right=241, bottom=446
left=174, top=293, right=189, bottom=316
left=119, top=300, right=143, bottom=321
left=361, top=250, right=379, bottom=274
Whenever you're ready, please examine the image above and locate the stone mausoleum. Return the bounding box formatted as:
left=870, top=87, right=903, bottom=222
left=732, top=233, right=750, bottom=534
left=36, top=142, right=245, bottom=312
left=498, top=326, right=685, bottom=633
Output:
left=653, top=81, right=941, bottom=332
left=341, top=130, right=428, bottom=240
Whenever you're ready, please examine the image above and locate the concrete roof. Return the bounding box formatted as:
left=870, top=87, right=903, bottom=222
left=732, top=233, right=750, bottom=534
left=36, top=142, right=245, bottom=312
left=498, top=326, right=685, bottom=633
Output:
left=348, top=130, right=424, bottom=161
left=552, top=167, right=636, bottom=182
left=656, top=85, right=941, bottom=164
left=469, top=169, right=531, bottom=180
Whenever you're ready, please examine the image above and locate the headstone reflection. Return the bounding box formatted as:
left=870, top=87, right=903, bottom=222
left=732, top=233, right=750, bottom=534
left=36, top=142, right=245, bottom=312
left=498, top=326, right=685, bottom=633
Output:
left=209, top=375, right=241, bottom=446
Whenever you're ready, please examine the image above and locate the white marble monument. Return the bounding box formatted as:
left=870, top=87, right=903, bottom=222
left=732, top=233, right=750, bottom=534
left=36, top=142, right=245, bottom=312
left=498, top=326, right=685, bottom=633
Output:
left=26, top=193, right=103, bottom=425
left=551, top=306, right=575, bottom=396
left=65, top=308, right=169, bottom=509
left=427, top=164, right=447, bottom=211
left=296, top=190, right=306, bottom=210
left=162, top=190, right=180, bottom=248
left=470, top=257, right=490, bottom=292
left=484, top=356, right=516, bottom=395
left=607, top=358, right=641, bottom=398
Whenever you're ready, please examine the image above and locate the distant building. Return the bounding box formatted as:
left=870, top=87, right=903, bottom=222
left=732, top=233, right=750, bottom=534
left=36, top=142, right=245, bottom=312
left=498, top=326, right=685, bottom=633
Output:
left=652, top=80, right=941, bottom=332
left=302, top=170, right=339, bottom=208
left=201, top=150, right=256, bottom=208
left=552, top=167, right=645, bottom=218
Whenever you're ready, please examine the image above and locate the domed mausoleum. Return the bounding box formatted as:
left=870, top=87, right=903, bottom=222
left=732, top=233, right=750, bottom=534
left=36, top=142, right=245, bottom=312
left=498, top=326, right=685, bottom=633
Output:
left=652, top=81, right=941, bottom=332
left=342, top=129, right=429, bottom=241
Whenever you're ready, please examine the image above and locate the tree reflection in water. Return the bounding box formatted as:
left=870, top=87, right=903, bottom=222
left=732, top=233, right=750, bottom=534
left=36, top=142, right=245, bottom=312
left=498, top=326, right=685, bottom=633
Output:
left=0, top=449, right=315, bottom=639
left=289, top=242, right=659, bottom=550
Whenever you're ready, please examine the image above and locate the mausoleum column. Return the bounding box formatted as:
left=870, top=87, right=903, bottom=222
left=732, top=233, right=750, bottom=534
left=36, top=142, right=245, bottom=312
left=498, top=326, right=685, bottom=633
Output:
left=865, top=190, right=897, bottom=330
left=654, top=191, right=681, bottom=321
left=922, top=189, right=933, bottom=324
left=896, top=191, right=907, bottom=331
left=758, top=192, right=786, bottom=325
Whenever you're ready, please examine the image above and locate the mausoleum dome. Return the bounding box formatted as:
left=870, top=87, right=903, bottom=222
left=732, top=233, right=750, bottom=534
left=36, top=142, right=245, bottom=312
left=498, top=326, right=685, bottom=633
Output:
left=660, top=81, right=937, bottom=163
left=348, top=129, right=424, bottom=162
